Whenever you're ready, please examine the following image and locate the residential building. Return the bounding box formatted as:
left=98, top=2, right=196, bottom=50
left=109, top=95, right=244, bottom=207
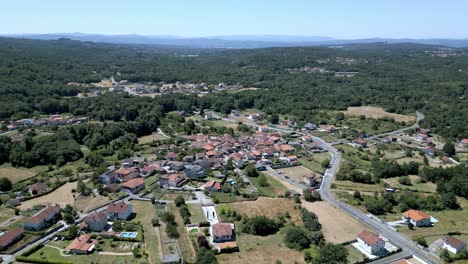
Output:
left=304, top=123, right=317, bottom=130
left=24, top=204, right=61, bottom=231
left=459, top=139, right=468, bottom=148
left=159, top=174, right=188, bottom=188
left=415, top=133, right=428, bottom=143
left=84, top=212, right=108, bottom=232
left=303, top=173, right=320, bottom=187
left=357, top=230, right=385, bottom=254
left=205, top=113, right=213, bottom=120
left=102, top=184, right=121, bottom=194
left=255, top=162, right=266, bottom=171
left=168, top=161, right=186, bottom=171
left=121, top=178, right=145, bottom=194
left=28, top=183, right=48, bottom=196
left=402, top=209, right=432, bottom=227
left=0, top=227, right=23, bottom=250
left=66, top=235, right=95, bottom=254
left=352, top=139, right=368, bottom=148
left=443, top=236, right=465, bottom=254
left=166, top=152, right=178, bottom=161
left=107, top=201, right=133, bottom=220
left=204, top=181, right=222, bottom=192
left=212, top=223, right=235, bottom=243
left=258, top=125, right=269, bottom=133
left=184, top=165, right=205, bottom=179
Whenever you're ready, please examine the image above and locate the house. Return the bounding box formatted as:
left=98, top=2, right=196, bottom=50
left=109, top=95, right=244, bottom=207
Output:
left=415, top=133, right=428, bottom=143
left=255, top=162, right=266, bottom=171
left=352, top=139, right=368, bottom=148
left=107, top=201, right=133, bottom=220
left=84, top=212, right=108, bottom=232
left=286, top=155, right=298, bottom=165
left=304, top=123, right=317, bottom=130
left=184, top=165, right=205, bottom=179
left=66, top=235, right=95, bottom=254
left=168, top=161, right=186, bottom=171
left=121, top=178, right=145, bottom=194
left=303, top=173, right=320, bottom=187
left=459, top=139, right=468, bottom=148
left=301, top=135, right=313, bottom=142
left=230, top=154, right=244, bottom=168
left=212, top=223, right=235, bottom=243
left=140, top=165, right=156, bottom=177
left=423, top=146, right=435, bottom=157
left=335, top=71, right=358, bottom=77
left=443, top=236, right=465, bottom=254
left=205, top=113, right=214, bottom=120
left=7, top=198, right=21, bottom=207
left=357, top=230, right=385, bottom=254
left=24, top=204, right=61, bottom=231
left=98, top=173, right=117, bottom=185
left=0, top=228, right=23, bottom=250
left=279, top=144, right=295, bottom=153
left=402, top=209, right=432, bottom=227
left=166, top=152, right=178, bottom=161
left=204, top=181, right=222, bottom=192
left=28, top=183, right=48, bottom=196
left=258, top=125, right=269, bottom=133
left=159, top=174, right=188, bottom=188
left=248, top=112, right=265, bottom=120
left=102, top=184, right=121, bottom=194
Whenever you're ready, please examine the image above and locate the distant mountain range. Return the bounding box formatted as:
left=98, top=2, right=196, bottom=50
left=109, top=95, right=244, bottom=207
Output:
left=3, top=33, right=468, bottom=48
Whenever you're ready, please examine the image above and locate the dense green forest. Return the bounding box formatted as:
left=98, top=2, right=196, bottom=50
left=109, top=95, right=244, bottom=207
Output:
left=0, top=37, right=467, bottom=140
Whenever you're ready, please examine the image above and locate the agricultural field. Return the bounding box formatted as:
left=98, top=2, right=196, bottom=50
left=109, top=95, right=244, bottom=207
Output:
left=0, top=165, right=39, bottom=183
left=19, top=181, right=78, bottom=210
left=277, top=165, right=317, bottom=183
left=343, top=106, right=416, bottom=123
left=216, top=197, right=302, bottom=224
left=301, top=201, right=367, bottom=243
left=130, top=200, right=160, bottom=264
left=216, top=232, right=304, bottom=264
left=250, top=173, right=288, bottom=197
left=137, top=133, right=169, bottom=145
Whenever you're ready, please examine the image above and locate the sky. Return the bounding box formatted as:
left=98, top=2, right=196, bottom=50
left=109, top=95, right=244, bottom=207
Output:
left=1, top=0, right=467, bottom=39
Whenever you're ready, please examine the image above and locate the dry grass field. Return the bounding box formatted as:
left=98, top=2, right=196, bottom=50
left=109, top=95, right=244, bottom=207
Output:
left=130, top=200, right=161, bottom=264
left=382, top=175, right=437, bottom=193
left=301, top=201, right=367, bottom=243
left=217, top=197, right=302, bottom=224
left=75, top=195, right=114, bottom=213
left=137, top=133, right=169, bottom=145
left=277, top=165, right=315, bottom=183
left=19, top=182, right=77, bottom=210
left=343, top=106, right=416, bottom=123
left=0, top=166, right=37, bottom=183
left=92, top=79, right=113, bottom=88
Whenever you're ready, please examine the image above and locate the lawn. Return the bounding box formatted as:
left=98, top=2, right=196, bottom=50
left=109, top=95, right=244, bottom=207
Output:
left=250, top=173, right=288, bottom=197
left=168, top=204, right=196, bottom=263
left=216, top=231, right=304, bottom=264
left=138, top=133, right=169, bottom=145
left=0, top=165, right=38, bottom=183
left=26, top=242, right=102, bottom=263
left=345, top=244, right=366, bottom=263
left=130, top=200, right=160, bottom=264
left=212, top=192, right=242, bottom=203
left=19, top=182, right=77, bottom=210
left=187, top=204, right=206, bottom=224
left=153, top=188, right=191, bottom=201
left=299, top=157, right=324, bottom=174
left=216, top=197, right=302, bottom=224
left=277, top=165, right=317, bottom=183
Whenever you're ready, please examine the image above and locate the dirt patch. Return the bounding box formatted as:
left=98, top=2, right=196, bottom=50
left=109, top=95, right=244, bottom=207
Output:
left=277, top=166, right=315, bottom=183
left=19, top=182, right=77, bottom=210
left=0, top=166, right=37, bottom=183
left=92, top=79, right=113, bottom=88
left=343, top=106, right=415, bottom=123
left=301, top=201, right=367, bottom=243
left=218, top=197, right=301, bottom=224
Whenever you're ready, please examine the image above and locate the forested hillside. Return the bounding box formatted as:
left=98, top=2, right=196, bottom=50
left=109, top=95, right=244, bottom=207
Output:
left=0, top=37, right=467, bottom=139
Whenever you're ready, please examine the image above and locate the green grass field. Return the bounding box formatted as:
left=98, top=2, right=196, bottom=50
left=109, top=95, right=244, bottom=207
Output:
left=138, top=133, right=169, bottom=145
left=250, top=173, right=288, bottom=197
left=130, top=200, right=160, bottom=264
left=187, top=204, right=206, bottom=224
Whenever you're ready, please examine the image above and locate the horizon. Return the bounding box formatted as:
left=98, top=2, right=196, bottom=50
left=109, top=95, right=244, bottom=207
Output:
left=1, top=0, right=468, bottom=39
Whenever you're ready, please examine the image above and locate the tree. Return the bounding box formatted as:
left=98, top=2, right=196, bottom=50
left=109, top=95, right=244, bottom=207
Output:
left=245, top=165, right=259, bottom=177
left=313, top=243, right=348, bottom=264
left=441, top=192, right=460, bottom=209
left=440, top=249, right=453, bottom=263
left=63, top=204, right=77, bottom=223
left=241, top=216, right=280, bottom=236
left=423, top=155, right=429, bottom=165
left=399, top=176, right=412, bottom=186
left=353, top=191, right=362, bottom=200
left=442, top=141, right=456, bottom=157
left=408, top=222, right=414, bottom=230
left=196, top=248, right=218, bottom=264
left=160, top=212, right=176, bottom=224
left=257, top=174, right=269, bottom=187
left=0, top=177, right=12, bottom=191
left=165, top=223, right=179, bottom=238
left=284, top=226, right=311, bottom=250
left=415, top=237, right=428, bottom=247
left=303, top=189, right=321, bottom=202
left=86, top=151, right=104, bottom=167
left=67, top=224, right=79, bottom=239
left=175, top=195, right=186, bottom=207
left=321, top=158, right=330, bottom=168
left=269, top=114, right=279, bottom=124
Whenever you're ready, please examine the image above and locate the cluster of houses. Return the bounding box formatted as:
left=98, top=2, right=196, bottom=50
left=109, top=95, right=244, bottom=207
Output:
left=3, top=115, right=88, bottom=131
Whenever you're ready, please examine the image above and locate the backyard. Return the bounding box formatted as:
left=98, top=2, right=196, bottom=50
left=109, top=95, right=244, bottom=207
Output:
left=130, top=200, right=160, bottom=264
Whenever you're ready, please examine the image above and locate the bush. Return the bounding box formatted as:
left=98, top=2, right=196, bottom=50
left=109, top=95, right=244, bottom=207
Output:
left=399, top=176, right=412, bottom=186
left=284, top=226, right=311, bottom=250
left=303, top=189, right=321, bottom=202
left=175, top=195, right=186, bottom=207
left=165, top=223, right=179, bottom=238
left=241, top=215, right=281, bottom=236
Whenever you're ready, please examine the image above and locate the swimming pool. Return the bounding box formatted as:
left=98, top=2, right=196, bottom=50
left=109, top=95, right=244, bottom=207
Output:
left=120, top=232, right=138, bottom=238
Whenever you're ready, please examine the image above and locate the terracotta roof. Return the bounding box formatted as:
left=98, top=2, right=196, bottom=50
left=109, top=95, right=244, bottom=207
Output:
left=28, top=183, right=48, bottom=194
left=444, top=236, right=465, bottom=248
left=391, top=260, right=411, bottom=264
left=108, top=202, right=130, bottom=214
left=25, top=204, right=61, bottom=225
left=168, top=174, right=186, bottom=182
left=218, top=241, right=238, bottom=249
left=121, top=178, right=144, bottom=189
left=114, top=167, right=133, bottom=176
left=85, top=212, right=108, bottom=223
left=462, top=139, right=468, bottom=144
left=280, top=144, right=295, bottom=152
left=212, top=223, right=233, bottom=237
left=66, top=234, right=93, bottom=252
left=204, top=181, right=222, bottom=190
left=0, top=227, right=23, bottom=248
left=402, top=209, right=430, bottom=222
left=357, top=230, right=383, bottom=246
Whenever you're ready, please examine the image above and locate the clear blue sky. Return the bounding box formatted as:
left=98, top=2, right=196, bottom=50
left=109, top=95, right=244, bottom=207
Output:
left=1, top=0, right=467, bottom=38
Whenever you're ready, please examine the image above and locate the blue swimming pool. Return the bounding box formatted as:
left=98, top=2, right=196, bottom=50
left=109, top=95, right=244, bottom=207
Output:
left=120, top=232, right=138, bottom=238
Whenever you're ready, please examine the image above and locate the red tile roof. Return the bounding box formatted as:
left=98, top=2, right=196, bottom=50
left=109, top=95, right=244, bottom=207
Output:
left=107, top=202, right=130, bottom=214
left=444, top=236, right=465, bottom=249
left=66, top=234, right=93, bottom=252
left=121, top=178, right=144, bottom=189
left=0, top=227, right=23, bottom=248
left=212, top=223, right=233, bottom=237
left=402, top=209, right=430, bottom=222
left=25, top=204, right=61, bottom=225
left=357, top=230, right=383, bottom=246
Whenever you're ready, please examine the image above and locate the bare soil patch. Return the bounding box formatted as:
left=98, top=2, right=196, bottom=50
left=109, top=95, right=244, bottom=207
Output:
left=19, top=182, right=77, bottom=210
left=277, top=166, right=315, bottom=183
left=301, top=201, right=367, bottom=243
left=343, top=106, right=415, bottom=123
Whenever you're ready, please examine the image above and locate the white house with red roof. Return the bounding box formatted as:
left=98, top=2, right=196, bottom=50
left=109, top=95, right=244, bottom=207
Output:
left=402, top=209, right=432, bottom=227
left=357, top=230, right=385, bottom=254
left=121, top=178, right=145, bottom=194
left=204, top=181, right=222, bottom=192
left=443, top=236, right=465, bottom=254
left=107, top=201, right=133, bottom=220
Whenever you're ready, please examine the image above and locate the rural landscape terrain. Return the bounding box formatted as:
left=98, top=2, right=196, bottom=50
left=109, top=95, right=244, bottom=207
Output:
left=0, top=22, right=467, bottom=264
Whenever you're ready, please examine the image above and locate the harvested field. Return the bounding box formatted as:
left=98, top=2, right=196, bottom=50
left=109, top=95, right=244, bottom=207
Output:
left=277, top=165, right=316, bottom=183
left=75, top=195, right=114, bottom=213
left=0, top=166, right=37, bottom=183
left=217, top=197, right=302, bottom=224
left=343, top=106, right=415, bottom=123
left=19, top=182, right=77, bottom=210
left=301, top=201, right=367, bottom=243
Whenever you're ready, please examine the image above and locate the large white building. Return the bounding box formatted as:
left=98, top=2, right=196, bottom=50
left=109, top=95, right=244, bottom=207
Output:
left=357, top=230, right=385, bottom=254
